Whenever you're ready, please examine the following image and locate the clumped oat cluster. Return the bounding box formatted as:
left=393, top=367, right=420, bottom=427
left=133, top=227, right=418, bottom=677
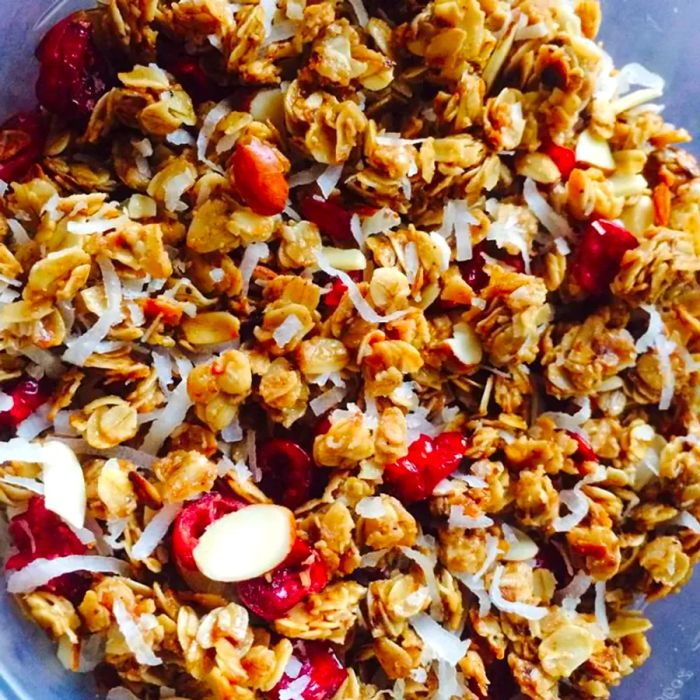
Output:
left=0, top=0, right=699, bottom=699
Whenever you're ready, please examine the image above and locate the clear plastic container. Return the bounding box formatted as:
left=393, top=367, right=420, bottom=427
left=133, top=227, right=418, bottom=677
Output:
left=0, top=1, right=699, bottom=698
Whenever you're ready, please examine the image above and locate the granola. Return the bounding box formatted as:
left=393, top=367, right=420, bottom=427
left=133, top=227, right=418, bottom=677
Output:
left=0, top=1, right=698, bottom=699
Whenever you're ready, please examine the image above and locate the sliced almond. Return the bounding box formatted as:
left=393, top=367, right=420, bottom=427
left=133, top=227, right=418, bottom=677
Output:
left=611, top=88, right=663, bottom=115
left=502, top=524, right=539, bottom=561
left=445, top=322, right=483, bottom=367
left=575, top=129, right=615, bottom=172
left=319, top=246, right=367, bottom=271
left=193, top=504, right=296, bottom=582
left=42, top=440, right=86, bottom=529
left=249, top=89, right=285, bottom=129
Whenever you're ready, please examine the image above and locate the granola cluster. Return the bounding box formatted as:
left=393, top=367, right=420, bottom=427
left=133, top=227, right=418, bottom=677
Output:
left=0, top=1, right=699, bottom=699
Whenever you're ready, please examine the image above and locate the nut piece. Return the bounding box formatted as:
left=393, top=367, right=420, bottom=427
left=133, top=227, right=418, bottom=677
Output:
left=193, top=504, right=296, bottom=582
left=42, top=440, right=86, bottom=530
left=575, top=129, right=615, bottom=171
left=444, top=322, right=483, bottom=367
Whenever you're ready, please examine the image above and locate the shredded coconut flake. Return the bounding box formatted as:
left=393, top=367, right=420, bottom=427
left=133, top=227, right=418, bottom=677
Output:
left=355, top=497, right=387, bottom=519
left=401, top=546, right=441, bottom=618
left=350, top=214, right=364, bottom=247
left=7, top=555, right=130, bottom=593
left=594, top=581, right=609, bottom=636
left=487, top=214, right=531, bottom=273
left=556, top=571, right=592, bottom=610
left=240, top=242, right=269, bottom=297
left=317, top=164, right=344, bottom=199
left=16, top=404, right=51, bottom=440
left=448, top=505, right=494, bottom=530
left=167, top=129, right=195, bottom=146
left=197, top=99, right=233, bottom=173
left=553, top=488, right=590, bottom=533
left=523, top=178, right=574, bottom=240
left=8, top=219, right=30, bottom=245
left=288, top=164, right=325, bottom=189
left=221, top=417, right=243, bottom=443
left=141, top=379, right=193, bottom=455
left=112, top=599, right=162, bottom=666
left=670, top=510, right=700, bottom=534
left=410, top=613, right=470, bottom=665
left=310, top=386, right=346, bottom=416
left=152, top=351, right=174, bottom=396
left=618, top=62, right=665, bottom=94
left=0, top=475, right=45, bottom=494
left=633, top=305, right=676, bottom=410
left=347, top=0, right=369, bottom=26
left=489, top=565, right=547, bottom=620
left=316, top=250, right=407, bottom=324
left=404, top=242, right=419, bottom=284
left=361, top=208, right=401, bottom=238
left=132, top=503, right=183, bottom=561
left=273, top=315, right=303, bottom=348
left=63, top=257, right=123, bottom=366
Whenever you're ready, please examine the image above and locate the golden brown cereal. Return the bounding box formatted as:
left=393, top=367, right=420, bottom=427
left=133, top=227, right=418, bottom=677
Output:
left=2, top=1, right=700, bottom=698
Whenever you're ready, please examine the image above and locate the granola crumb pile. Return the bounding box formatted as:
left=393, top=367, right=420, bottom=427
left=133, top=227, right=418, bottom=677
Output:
left=0, top=1, right=699, bottom=699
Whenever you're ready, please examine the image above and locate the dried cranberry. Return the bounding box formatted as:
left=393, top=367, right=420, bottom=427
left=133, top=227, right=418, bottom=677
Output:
left=0, top=111, right=46, bottom=183
left=543, top=141, right=576, bottom=180
left=172, top=493, right=246, bottom=571
left=162, top=54, right=226, bottom=105
left=324, top=279, right=348, bottom=309
left=571, top=219, right=639, bottom=296
left=6, top=496, right=89, bottom=601
left=534, top=542, right=571, bottom=588
left=0, top=378, right=50, bottom=433
left=383, top=432, right=469, bottom=504
left=268, top=641, right=347, bottom=700
left=35, top=13, right=112, bottom=125
left=238, top=539, right=328, bottom=621
left=459, top=241, right=525, bottom=293
left=299, top=193, right=355, bottom=246
left=257, top=439, right=313, bottom=510
left=569, top=431, right=598, bottom=464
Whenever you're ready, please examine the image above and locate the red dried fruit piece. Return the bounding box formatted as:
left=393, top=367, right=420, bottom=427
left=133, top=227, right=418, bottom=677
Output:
left=384, top=432, right=469, bottom=504
left=172, top=492, right=246, bottom=571
left=299, top=193, right=355, bottom=246
left=230, top=138, right=289, bottom=216
left=161, top=54, right=226, bottom=105
left=35, top=13, right=112, bottom=125
left=571, top=219, right=639, bottom=296
left=0, top=111, right=46, bottom=183
left=0, top=378, right=50, bottom=432
left=269, top=640, right=347, bottom=700
left=257, top=439, right=313, bottom=510
left=237, top=539, right=328, bottom=621
left=543, top=141, right=576, bottom=180
left=6, top=496, right=89, bottom=601
left=324, top=279, right=348, bottom=309
left=569, top=431, right=598, bottom=466
left=458, top=241, right=525, bottom=293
